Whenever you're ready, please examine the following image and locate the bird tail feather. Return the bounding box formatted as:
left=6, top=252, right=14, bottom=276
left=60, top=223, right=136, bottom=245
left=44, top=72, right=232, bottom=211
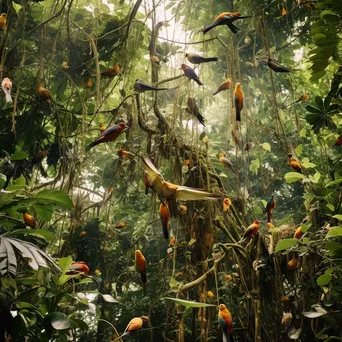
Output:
left=236, top=108, right=241, bottom=122
left=203, top=57, right=218, bottom=62
left=5, top=93, right=13, bottom=103
left=202, top=24, right=216, bottom=34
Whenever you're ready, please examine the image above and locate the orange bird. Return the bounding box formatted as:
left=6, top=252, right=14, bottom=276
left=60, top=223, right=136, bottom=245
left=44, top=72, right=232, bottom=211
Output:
left=288, top=155, right=302, bottom=173
left=100, top=63, right=121, bottom=78
left=223, top=198, right=232, bottom=212
left=115, top=316, right=149, bottom=340
left=181, top=64, right=203, bottom=86
left=288, top=93, right=309, bottom=107
left=234, top=83, right=243, bottom=122
left=288, top=257, right=297, bottom=270
left=203, top=12, right=251, bottom=34
left=219, top=153, right=238, bottom=176
left=1, top=78, right=13, bottom=103
left=66, top=261, right=89, bottom=275
left=118, top=146, right=134, bottom=159
left=99, top=123, right=106, bottom=133
left=37, top=85, right=53, bottom=102
left=218, top=304, right=234, bottom=342
left=23, top=212, right=38, bottom=228
left=0, top=13, right=7, bottom=30
left=244, top=142, right=254, bottom=151
left=294, top=226, right=304, bottom=239
left=142, top=156, right=220, bottom=216
left=135, top=250, right=147, bottom=286
left=150, top=55, right=160, bottom=64
left=242, top=220, right=260, bottom=241
left=332, top=135, right=342, bottom=148
left=86, top=122, right=129, bottom=151
left=159, top=201, right=171, bottom=239
left=213, top=77, right=232, bottom=96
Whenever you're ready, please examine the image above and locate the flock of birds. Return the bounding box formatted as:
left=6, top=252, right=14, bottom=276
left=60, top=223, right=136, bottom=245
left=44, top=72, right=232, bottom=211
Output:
left=1, top=6, right=338, bottom=342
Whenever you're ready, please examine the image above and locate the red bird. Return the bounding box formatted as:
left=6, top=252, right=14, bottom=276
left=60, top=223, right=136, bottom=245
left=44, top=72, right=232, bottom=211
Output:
left=159, top=201, right=171, bottom=239
left=218, top=304, right=234, bottom=342
left=86, top=122, right=129, bottom=151
left=181, top=64, right=203, bottom=86
left=66, top=261, right=90, bottom=275
left=213, top=77, right=232, bottom=96
left=241, top=220, right=260, bottom=241
left=332, top=135, right=342, bottom=148
left=234, top=83, right=243, bottom=122
left=37, top=85, right=53, bottom=102
left=288, top=155, right=302, bottom=173
left=202, top=12, right=251, bottom=34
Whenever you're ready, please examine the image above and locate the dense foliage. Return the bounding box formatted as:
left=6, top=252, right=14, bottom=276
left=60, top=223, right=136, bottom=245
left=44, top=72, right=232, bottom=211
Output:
left=0, top=0, right=341, bottom=341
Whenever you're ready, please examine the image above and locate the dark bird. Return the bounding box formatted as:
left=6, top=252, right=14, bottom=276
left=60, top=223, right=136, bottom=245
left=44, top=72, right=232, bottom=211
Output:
left=181, top=64, right=203, bottom=86
left=259, top=58, right=294, bottom=73
left=185, top=97, right=205, bottom=125
left=86, top=122, right=129, bottom=151
left=185, top=53, right=218, bottom=64
left=202, top=12, right=251, bottom=34
left=134, top=79, right=169, bottom=92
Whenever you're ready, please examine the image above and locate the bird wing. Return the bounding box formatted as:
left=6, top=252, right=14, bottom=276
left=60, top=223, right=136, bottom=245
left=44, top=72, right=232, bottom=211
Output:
left=141, top=156, right=165, bottom=194
left=220, top=157, right=233, bottom=167
left=184, top=68, right=198, bottom=80
left=269, top=59, right=291, bottom=72
left=175, top=187, right=220, bottom=201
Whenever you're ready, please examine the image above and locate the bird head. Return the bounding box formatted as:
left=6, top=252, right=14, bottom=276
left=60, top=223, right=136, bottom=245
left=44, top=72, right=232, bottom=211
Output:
left=1, top=13, right=7, bottom=19
left=219, top=152, right=225, bottom=158
left=180, top=64, right=187, bottom=70
left=234, top=12, right=242, bottom=17
left=227, top=77, right=233, bottom=82
left=119, top=122, right=129, bottom=131
left=135, top=250, right=142, bottom=256
left=235, top=83, right=241, bottom=90
left=254, top=220, right=260, bottom=224
left=141, top=316, right=149, bottom=322
left=219, top=304, right=227, bottom=311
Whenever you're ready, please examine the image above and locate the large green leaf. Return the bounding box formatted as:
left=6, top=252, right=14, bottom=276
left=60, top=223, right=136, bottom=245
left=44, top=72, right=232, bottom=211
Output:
left=161, top=297, right=216, bottom=308
left=325, top=227, right=342, bottom=238
left=35, top=190, right=73, bottom=209
left=275, top=239, right=298, bottom=252
left=284, top=172, right=305, bottom=184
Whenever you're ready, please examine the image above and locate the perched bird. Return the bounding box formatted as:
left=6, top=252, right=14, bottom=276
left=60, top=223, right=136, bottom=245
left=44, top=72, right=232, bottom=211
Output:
left=223, top=198, right=232, bottom=212
left=288, top=155, right=302, bottom=173
left=134, top=79, right=169, bottom=92
left=30, top=150, right=48, bottom=177
left=115, top=316, right=149, bottom=341
left=241, top=220, right=260, bottom=241
left=219, top=153, right=238, bottom=176
left=159, top=200, right=171, bottom=239
left=181, top=64, right=203, bottom=86
left=213, top=77, right=232, bottom=96
left=115, top=221, right=127, bottom=229
left=185, top=97, right=205, bottom=126
left=265, top=195, right=276, bottom=223
left=332, top=135, right=342, bottom=148
left=117, top=146, right=134, bottom=159
left=135, top=250, right=147, bottom=286
left=84, top=78, right=93, bottom=88
left=288, top=257, right=297, bottom=270
left=218, top=304, right=234, bottom=342
left=185, top=53, right=218, bottom=64
left=99, top=123, right=106, bottom=133
left=23, top=212, right=38, bottom=228
left=294, top=226, right=304, bottom=239
left=79, top=231, right=87, bottom=238
left=150, top=55, right=160, bottom=64
left=86, top=122, right=129, bottom=151
left=234, top=83, right=243, bottom=121
left=0, top=13, right=7, bottom=30
left=1, top=78, right=13, bottom=103
left=61, top=61, right=69, bottom=69
left=288, top=93, right=309, bottom=107
left=244, top=142, right=254, bottom=151
left=202, top=12, right=251, bottom=34
left=259, top=58, right=293, bottom=73
left=178, top=205, right=187, bottom=215
left=207, top=291, right=215, bottom=298
left=100, top=63, right=121, bottom=78
left=142, top=156, right=220, bottom=216
left=66, top=261, right=90, bottom=275
left=37, top=85, right=53, bottom=110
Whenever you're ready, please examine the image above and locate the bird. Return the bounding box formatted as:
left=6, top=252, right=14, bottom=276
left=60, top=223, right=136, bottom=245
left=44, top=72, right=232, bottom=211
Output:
left=181, top=64, right=203, bottom=86
left=23, top=212, right=38, bottom=228
left=288, top=94, right=309, bottom=107
left=288, top=257, right=297, bottom=270
left=212, top=77, right=232, bottom=96
left=234, top=83, right=243, bottom=122
left=134, top=79, right=169, bottom=92
left=265, top=195, right=276, bottom=223
left=185, top=97, right=205, bottom=125
left=115, top=316, right=149, bottom=341
left=202, top=12, right=251, bottom=34
left=294, top=226, right=304, bottom=239
left=37, top=85, right=53, bottom=101
left=84, top=78, right=93, bottom=88
left=100, top=63, right=121, bottom=78
left=218, top=304, right=234, bottom=342
left=99, top=123, right=106, bottom=133
left=115, top=221, right=127, bottom=229
left=142, top=156, right=220, bottom=216
left=0, top=13, right=7, bottom=30
left=241, top=220, right=260, bottom=242
left=288, top=155, right=302, bottom=173
left=332, top=135, right=342, bottom=148
left=30, top=150, right=48, bottom=177
left=259, top=58, right=294, bottom=73
left=185, top=53, right=218, bottom=64
left=150, top=55, right=160, bottom=64
left=135, top=250, right=147, bottom=287
left=66, top=261, right=90, bottom=275
left=86, top=122, right=129, bottom=151
left=1, top=78, right=13, bottom=103
left=117, top=146, right=134, bottom=159
left=244, top=142, right=254, bottom=151
left=159, top=200, right=171, bottom=239
left=223, top=198, right=232, bottom=211
left=219, top=153, right=238, bottom=177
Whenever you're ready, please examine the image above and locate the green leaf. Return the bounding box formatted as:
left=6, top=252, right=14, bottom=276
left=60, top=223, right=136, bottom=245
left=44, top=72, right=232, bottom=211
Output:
left=306, top=105, right=321, bottom=114
left=36, top=190, right=73, bottom=209
left=326, top=204, right=334, bottom=212
left=325, top=179, right=342, bottom=187
left=315, top=96, right=324, bottom=110
left=316, top=273, right=332, bottom=286
left=250, top=159, right=260, bottom=175
left=7, top=229, right=55, bottom=241
left=302, top=311, right=326, bottom=318
left=49, top=313, right=71, bottom=330
left=295, top=144, right=303, bottom=156
left=12, top=2, right=22, bottom=14
left=161, top=297, right=216, bottom=308
left=301, top=158, right=316, bottom=168
left=58, top=256, right=73, bottom=275
left=333, top=215, right=342, bottom=221
left=325, top=227, right=342, bottom=238
left=284, top=172, right=305, bottom=184
left=10, top=152, right=29, bottom=161
left=102, top=294, right=119, bottom=303
left=33, top=204, right=54, bottom=221
left=275, top=238, right=298, bottom=252
left=262, top=143, right=271, bottom=152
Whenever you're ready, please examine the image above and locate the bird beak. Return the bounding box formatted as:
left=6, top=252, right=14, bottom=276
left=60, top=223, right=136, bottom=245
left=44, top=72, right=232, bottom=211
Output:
left=123, top=125, right=129, bottom=131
